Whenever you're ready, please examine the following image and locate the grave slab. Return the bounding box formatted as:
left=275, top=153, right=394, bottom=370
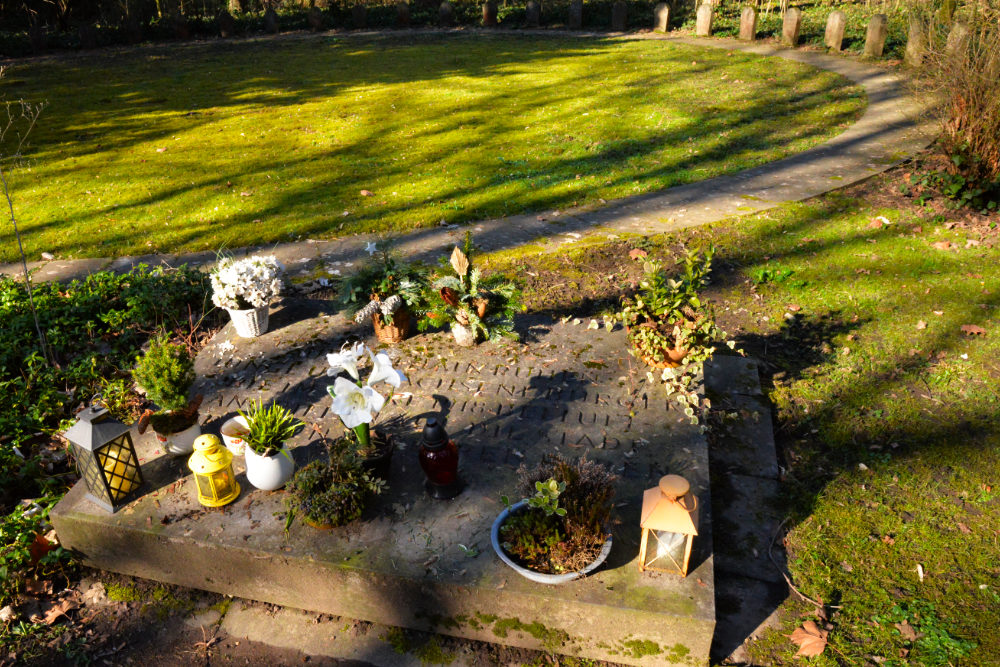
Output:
left=52, top=308, right=715, bottom=666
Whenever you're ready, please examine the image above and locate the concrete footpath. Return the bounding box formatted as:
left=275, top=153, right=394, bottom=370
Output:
left=1, top=34, right=934, bottom=284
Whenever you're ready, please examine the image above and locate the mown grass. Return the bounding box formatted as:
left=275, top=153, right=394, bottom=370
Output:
left=1, top=33, right=863, bottom=262
left=682, top=192, right=999, bottom=664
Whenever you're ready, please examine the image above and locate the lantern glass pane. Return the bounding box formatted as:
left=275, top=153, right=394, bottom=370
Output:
left=96, top=437, right=141, bottom=502
left=196, top=474, right=215, bottom=500
left=75, top=444, right=112, bottom=506
left=643, top=529, right=686, bottom=573
left=213, top=470, right=235, bottom=499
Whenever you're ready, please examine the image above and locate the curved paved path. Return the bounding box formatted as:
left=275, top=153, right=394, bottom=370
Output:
left=3, top=33, right=934, bottom=282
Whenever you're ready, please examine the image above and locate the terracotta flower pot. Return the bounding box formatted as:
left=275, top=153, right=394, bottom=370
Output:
left=627, top=322, right=689, bottom=368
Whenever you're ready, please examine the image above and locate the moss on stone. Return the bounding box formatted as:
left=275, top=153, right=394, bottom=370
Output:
left=105, top=582, right=143, bottom=603
left=622, top=638, right=663, bottom=658
left=490, top=617, right=569, bottom=651
left=210, top=597, right=233, bottom=617
left=415, top=636, right=454, bottom=665
left=383, top=627, right=410, bottom=654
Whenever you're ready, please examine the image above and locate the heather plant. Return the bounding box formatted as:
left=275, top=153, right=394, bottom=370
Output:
left=132, top=335, right=201, bottom=435
left=284, top=438, right=385, bottom=528
left=498, top=455, right=615, bottom=573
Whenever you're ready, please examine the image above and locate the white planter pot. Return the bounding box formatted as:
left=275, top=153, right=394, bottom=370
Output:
left=491, top=500, right=613, bottom=585
left=220, top=415, right=249, bottom=456
left=451, top=322, right=477, bottom=347
left=155, top=423, right=201, bottom=456
left=244, top=443, right=294, bottom=491
left=227, top=306, right=270, bottom=338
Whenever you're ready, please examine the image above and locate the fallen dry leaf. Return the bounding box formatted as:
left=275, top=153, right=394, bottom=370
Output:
left=957, top=522, right=971, bottom=534
left=916, top=320, right=927, bottom=330
left=788, top=620, right=829, bottom=657
left=628, top=248, right=648, bottom=260
left=24, top=579, right=53, bottom=597
left=41, top=598, right=79, bottom=625
left=931, top=241, right=952, bottom=250
left=895, top=620, right=918, bottom=642
left=960, top=324, right=987, bottom=336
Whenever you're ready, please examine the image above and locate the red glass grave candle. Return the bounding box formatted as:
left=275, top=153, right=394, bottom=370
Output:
left=419, top=417, right=462, bottom=499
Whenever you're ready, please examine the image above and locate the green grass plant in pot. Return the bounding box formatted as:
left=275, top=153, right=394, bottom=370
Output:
left=326, top=342, right=406, bottom=479
left=422, top=232, right=520, bottom=346
left=284, top=437, right=386, bottom=530
left=617, top=245, right=727, bottom=369
left=491, top=455, right=616, bottom=584
left=342, top=241, right=429, bottom=344
left=133, top=335, right=202, bottom=456
left=238, top=400, right=303, bottom=491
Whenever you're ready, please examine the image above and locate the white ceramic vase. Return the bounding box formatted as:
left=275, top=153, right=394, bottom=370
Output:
left=155, top=423, right=201, bottom=456
left=227, top=306, right=270, bottom=338
left=243, top=443, right=294, bottom=491
left=451, top=322, right=477, bottom=347
left=220, top=415, right=249, bottom=456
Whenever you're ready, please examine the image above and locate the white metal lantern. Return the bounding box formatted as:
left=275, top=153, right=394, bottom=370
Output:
left=638, top=474, right=699, bottom=577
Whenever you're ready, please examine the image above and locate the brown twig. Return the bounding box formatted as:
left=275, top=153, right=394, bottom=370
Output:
left=769, top=517, right=842, bottom=611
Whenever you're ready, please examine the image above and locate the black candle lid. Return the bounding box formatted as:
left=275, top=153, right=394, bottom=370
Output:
left=422, top=416, right=449, bottom=450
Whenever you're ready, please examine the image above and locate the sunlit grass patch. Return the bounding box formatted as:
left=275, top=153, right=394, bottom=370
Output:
left=2, top=33, right=863, bottom=260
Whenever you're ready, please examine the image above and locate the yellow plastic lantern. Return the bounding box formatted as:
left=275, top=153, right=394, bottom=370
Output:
left=638, top=474, right=699, bottom=577
left=63, top=406, right=144, bottom=513
left=188, top=434, right=240, bottom=508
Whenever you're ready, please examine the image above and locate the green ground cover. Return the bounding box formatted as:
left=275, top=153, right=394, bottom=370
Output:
left=661, top=187, right=999, bottom=663
left=1, top=33, right=864, bottom=262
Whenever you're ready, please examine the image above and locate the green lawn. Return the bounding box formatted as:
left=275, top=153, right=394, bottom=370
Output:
left=1, top=33, right=864, bottom=262
left=677, top=190, right=1000, bottom=664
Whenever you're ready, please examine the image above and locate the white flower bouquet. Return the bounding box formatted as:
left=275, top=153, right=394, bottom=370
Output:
left=211, top=254, right=284, bottom=311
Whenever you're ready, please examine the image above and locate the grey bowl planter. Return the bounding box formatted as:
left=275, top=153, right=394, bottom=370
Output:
left=491, top=499, right=613, bottom=584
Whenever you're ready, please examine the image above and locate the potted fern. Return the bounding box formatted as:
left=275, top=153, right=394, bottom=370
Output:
left=422, top=232, right=520, bottom=346
left=284, top=438, right=385, bottom=530
left=134, top=335, right=202, bottom=456
left=491, top=455, right=616, bottom=584
left=342, top=241, right=428, bottom=344
left=238, top=400, right=303, bottom=491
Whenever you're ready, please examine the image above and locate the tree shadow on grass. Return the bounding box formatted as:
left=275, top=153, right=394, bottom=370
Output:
left=1, top=31, right=864, bottom=260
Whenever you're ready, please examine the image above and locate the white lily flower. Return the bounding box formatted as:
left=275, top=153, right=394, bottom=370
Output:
left=367, top=351, right=407, bottom=388
left=329, top=377, right=385, bottom=429
left=326, top=341, right=367, bottom=380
